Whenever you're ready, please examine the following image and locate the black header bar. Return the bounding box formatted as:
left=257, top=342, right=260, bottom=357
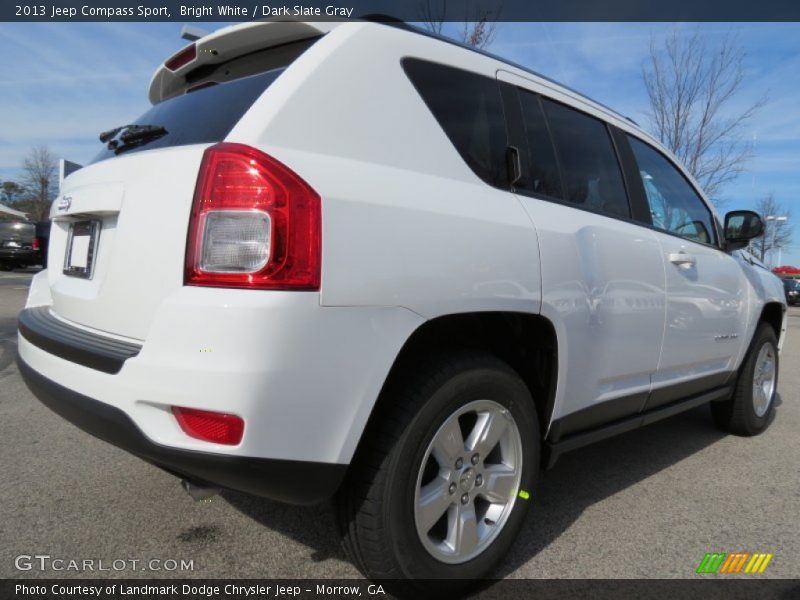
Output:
left=3, top=579, right=799, bottom=600
left=4, top=0, right=800, bottom=23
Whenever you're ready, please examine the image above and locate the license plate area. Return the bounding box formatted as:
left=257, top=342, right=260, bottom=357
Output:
left=63, top=220, right=101, bottom=279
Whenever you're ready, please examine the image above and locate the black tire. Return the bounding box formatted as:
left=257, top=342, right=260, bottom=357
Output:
left=712, top=323, right=779, bottom=436
left=0, top=263, right=13, bottom=271
left=336, top=351, right=540, bottom=591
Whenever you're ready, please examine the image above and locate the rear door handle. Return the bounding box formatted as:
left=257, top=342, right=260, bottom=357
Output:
left=668, top=252, right=696, bottom=268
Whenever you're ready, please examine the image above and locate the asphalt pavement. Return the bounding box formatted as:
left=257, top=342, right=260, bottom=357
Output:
left=1, top=269, right=798, bottom=580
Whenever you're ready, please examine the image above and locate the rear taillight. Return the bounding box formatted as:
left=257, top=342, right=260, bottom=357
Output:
left=172, top=406, right=244, bottom=445
left=165, top=43, right=196, bottom=71
left=185, top=143, right=321, bottom=290
left=32, top=238, right=40, bottom=251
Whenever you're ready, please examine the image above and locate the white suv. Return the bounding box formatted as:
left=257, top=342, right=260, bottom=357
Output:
left=18, top=19, right=786, bottom=584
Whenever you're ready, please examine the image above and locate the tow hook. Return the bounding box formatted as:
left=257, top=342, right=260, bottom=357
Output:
left=181, top=479, right=219, bottom=502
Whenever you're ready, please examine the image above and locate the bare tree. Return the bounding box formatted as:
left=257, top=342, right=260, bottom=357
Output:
left=642, top=31, right=766, bottom=204
left=749, top=194, right=792, bottom=264
left=419, top=0, right=446, bottom=34
left=419, top=1, right=499, bottom=49
left=460, top=16, right=497, bottom=50
left=20, top=145, right=57, bottom=221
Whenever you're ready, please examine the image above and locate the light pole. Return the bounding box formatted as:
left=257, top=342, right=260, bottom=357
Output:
left=765, top=215, right=788, bottom=267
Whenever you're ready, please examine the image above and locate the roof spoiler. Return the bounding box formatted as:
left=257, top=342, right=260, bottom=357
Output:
left=147, top=20, right=338, bottom=104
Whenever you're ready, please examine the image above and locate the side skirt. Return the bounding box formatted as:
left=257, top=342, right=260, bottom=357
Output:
left=543, top=385, right=732, bottom=469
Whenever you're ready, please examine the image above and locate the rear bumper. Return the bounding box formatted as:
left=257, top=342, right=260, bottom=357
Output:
left=19, top=306, right=141, bottom=374
left=18, top=272, right=424, bottom=492
left=18, top=356, right=346, bottom=504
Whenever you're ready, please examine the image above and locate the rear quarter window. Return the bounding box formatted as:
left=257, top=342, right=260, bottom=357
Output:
left=402, top=58, right=509, bottom=188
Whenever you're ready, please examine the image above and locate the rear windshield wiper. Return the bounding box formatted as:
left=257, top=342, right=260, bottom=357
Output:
left=99, top=124, right=168, bottom=153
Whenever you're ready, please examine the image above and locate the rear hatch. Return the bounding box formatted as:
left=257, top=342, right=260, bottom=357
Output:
left=48, top=22, right=326, bottom=340
left=0, top=219, right=35, bottom=251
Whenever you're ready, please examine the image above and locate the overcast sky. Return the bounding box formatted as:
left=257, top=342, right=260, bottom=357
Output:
left=0, top=21, right=798, bottom=263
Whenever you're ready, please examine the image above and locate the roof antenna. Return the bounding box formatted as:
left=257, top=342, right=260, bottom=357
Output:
left=181, top=25, right=209, bottom=41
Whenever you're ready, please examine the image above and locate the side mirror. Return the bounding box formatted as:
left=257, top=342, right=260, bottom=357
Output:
left=724, top=210, right=764, bottom=251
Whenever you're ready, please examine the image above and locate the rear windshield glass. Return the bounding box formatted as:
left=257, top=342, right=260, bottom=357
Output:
left=92, top=68, right=283, bottom=163
left=92, top=36, right=322, bottom=163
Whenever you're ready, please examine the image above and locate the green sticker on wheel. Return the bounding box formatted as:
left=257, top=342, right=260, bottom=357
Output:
left=518, top=490, right=530, bottom=500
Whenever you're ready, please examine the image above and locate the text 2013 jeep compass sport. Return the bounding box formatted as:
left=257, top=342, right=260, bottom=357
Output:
left=18, top=19, right=786, bottom=583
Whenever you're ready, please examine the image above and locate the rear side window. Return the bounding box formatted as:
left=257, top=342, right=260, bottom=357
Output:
left=92, top=69, right=285, bottom=163
left=627, top=135, right=716, bottom=245
left=402, top=58, right=509, bottom=188
left=541, top=98, right=630, bottom=218
left=517, top=89, right=562, bottom=198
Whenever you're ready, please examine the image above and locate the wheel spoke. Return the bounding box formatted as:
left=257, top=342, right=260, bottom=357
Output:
left=431, top=417, right=465, bottom=467
left=466, top=409, right=509, bottom=456
left=417, top=477, right=453, bottom=532
left=450, top=503, right=479, bottom=556
left=481, top=464, right=518, bottom=503
left=752, top=343, right=776, bottom=417
left=764, top=359, right=774, bottom=379
left=759, top=385, right=769, bottom=407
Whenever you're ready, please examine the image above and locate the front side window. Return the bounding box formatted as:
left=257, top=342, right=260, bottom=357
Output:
left=402, top=58, right=509, bottom=188
left=541, top=98, right=630, bottom=218
left=627, top=136, right=716, bottom=245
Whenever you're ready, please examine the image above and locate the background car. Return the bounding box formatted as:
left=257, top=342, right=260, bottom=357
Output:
left=34, top=220, right=51, bottom=268
left=0, top=216, right=39, bottom=271
left=783, top=278, right=800, bottom=305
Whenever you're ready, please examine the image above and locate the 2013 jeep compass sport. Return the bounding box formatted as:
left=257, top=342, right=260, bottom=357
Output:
left=18, top=19, right=786, bottom=583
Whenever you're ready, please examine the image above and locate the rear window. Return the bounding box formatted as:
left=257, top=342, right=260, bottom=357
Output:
left=541, top=98, right=630, bottom=219
left=516, top=89, right=563, bottom=199
left=0, top=220, right=34, bottom=240
left=92, top=68, right=284, bottom=163
left=402, top=58, right=509, bottom=188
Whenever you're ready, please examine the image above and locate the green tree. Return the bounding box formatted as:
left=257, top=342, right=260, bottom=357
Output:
left=0, top=180, right=26, bottom=205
